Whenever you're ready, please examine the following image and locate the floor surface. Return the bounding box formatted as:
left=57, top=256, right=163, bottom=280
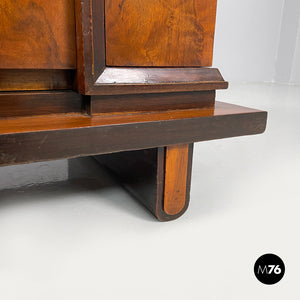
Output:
left=0, top=83, right=299, bottom=299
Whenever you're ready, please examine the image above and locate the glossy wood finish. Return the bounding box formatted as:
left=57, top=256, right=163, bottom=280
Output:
left=89, top=91, right=215, bottom=115
left=77, top=65, right=228, bottom=96
left=94, top=149, right=163, bottom=218
left=94, top=67, right=228, bottom=95
left=75, top=0, right=105, bottom=94
left=0, top=102, right=267, bottom=166
left=105, top=0, right=217, bottom=67
left=74, top=0, right=227, bottom=96
left=0, top=91, right=83, bottom=118
left=0, top=70, right=75, bottom=92
left=93, top=144, right=194, bottom=221
left=164, top=144, right=189, bottom=215
left=0, top=0, right=76, bottom=69
left=96, top=68, right=226, bottom=85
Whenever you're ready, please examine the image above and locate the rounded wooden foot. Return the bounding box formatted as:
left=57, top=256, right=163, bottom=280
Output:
left=94, top=143, right=193, bottom=221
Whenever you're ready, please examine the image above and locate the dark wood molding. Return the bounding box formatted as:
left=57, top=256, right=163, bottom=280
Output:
left=75, top=0, right=105, bottom=94
left=93, top=67, right=228, bottom=95
left=89, top=91, right=215, bottom=115
left=74, top=0, right=228, bottom=96
left=0, top=91, right=84, bottom=118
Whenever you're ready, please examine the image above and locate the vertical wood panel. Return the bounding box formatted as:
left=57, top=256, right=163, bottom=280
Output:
left=105, top=0, right=217, bottom=67
left=164, top=144, right=189, bottom=215
left=0, top=0, right=76, bottom=69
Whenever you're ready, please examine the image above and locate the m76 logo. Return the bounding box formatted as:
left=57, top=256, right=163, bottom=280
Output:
left=257, top=265, right=282, bottom=275
left=254, top=254, right=285, bottom=285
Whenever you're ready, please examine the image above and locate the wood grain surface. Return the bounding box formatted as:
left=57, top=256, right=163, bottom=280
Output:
left=0, top=102, right=267, bottom=166
left=0, top=70, right=74, bottom=92
left=0, top=0, right=76, bottom=69
left=75, top=0, right=223, bottom=95
left=164, top=144, right=189, bottom=215
left=105, top=0, right=217, bottom=67
left=0, top=101, right=266, bottom=134
left=90, top=91, right=215, bottom=115
left=0, top=91, right=83, bottom=118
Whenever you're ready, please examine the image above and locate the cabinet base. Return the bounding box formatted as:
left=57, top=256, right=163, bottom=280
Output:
left=94, top=144, right=193, bottom=221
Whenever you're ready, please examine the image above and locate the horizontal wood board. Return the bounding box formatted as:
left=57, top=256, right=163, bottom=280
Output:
left=0, top=102, right=267, bottom=166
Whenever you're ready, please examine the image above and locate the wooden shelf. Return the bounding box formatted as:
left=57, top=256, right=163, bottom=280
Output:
left=0, top=101, right=267, bottom=167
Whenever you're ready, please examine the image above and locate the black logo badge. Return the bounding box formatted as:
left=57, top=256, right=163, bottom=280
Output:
left=254, top=254, right=285, bottom=285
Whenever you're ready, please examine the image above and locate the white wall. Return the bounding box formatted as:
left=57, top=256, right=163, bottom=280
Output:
left=213, top=0, right=300, bottom=84
left=275, top=0, right=300, bottom=83
left=290, top=16, right=300, bottom=83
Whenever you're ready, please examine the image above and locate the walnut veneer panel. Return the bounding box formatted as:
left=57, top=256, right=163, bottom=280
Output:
left=0, top=0, right=76, bottom=69
left=0, top=70, right=74, bottom=91
left=105, top=0, right=217, bottom=67
left=164, top=144, right=189, bottom=215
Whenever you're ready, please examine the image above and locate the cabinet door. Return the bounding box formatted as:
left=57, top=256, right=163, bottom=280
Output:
left=0, top=0, right=76, bottom=91
left=105, top=0, right=217, bottom=67
left=0, top=0, right=76, bottom=69
left=75, top=0, right=227, bottom=96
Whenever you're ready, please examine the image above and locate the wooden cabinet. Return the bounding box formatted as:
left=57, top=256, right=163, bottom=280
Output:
left=0, top=0, right=267, bottom=221
left=0, top=0, right=76, bottom=69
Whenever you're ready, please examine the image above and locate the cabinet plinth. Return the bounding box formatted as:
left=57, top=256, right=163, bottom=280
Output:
left=0, top=0, right=267, bottom=221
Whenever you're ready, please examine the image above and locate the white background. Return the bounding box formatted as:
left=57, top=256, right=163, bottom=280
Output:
left=213, top=0, right=300, bottom=83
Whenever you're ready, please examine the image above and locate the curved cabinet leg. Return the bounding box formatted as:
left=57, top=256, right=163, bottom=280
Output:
left=164, top=144, right=191, bottom=216
left=93, top=143, right=193, bottom=221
